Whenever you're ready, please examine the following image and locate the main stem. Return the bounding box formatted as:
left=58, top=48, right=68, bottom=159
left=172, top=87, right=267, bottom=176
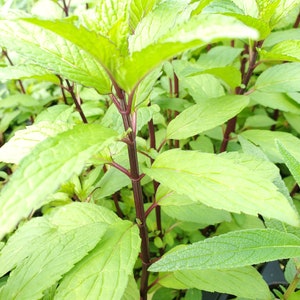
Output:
left=117, top=89, right=150, bottom=300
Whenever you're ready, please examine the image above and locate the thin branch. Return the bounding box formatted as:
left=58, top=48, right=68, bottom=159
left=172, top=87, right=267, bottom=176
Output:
left=108, top=161, right=132, bottom=178
left=220, top=40, right=264, bottom=152
left=57, top=75, right=68, bottom=104
left=294, top=12, right=300, bottom=28
left=65, top=80, right=88, bottom=123
left=2, top=49, right=26, bottom=94
left=112, top=192, right=124, bottom=218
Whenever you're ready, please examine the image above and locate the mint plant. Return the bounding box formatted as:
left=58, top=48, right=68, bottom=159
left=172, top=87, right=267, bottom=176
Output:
left=1, top=0, right=300, bottom=299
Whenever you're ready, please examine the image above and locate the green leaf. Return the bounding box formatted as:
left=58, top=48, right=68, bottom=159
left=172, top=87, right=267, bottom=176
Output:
left=157, top=186, right=231, bottom=226
left=270, top=0, right=300, bottom=28
left=166, top=95, right=249, bottom=139
left=55, top=221, right=140, bottom=300
left=144, top=149, right=300, bottom=226
left=0, top=124, right=117, bottom=239
left=277, top=141, right=300, bottom=187
left=122, top=274, right=139, bottom=300
left=244, top=115, right=276, bottom=128
left=191, top=0, right=214, bottom=15
left=196, top=45, right=244, bottom=68
left=0, top=64, right=59, bottom=83
left=179, top=74, right=225, bottom=102
left=101, top=103, right=160, bottom=134
left=284, top=112, right=300, bottom=134
left=263, top=28, right=300, bottom=48
left=250, top=91, right=300, bottom=114
left=0, top=18, right=111, bottom=92
left=203, top=0, right=270, bottom=38
left=257, top=0, right=281, bottom=24
left=129, top=0, right=157, bottom=31
left=194, top=66, right=241, bottom=89
left=161, top=266, right=270, bottom=299
left=134, top=66, right=162, bottom=107
left=0, top=203, right=119, bottom=277
left=0, top=121, right=73, bottom=164
left=0, top=202, right=118, bottom=299
left=255, top=62, right=300, bottom=92
left=84, top=0, right=130, bottom=55
left=0, top=94, right=42, bottom=109
left=284, top=258, right=300, bottom=289
left=121, top=13, right=258, bottom=92
left=35, top=105, right=73, bottom=123
left=149, top=229, right=300, bottom=272
left=259, top=40, right=300, bottom=62
left=241, top=129, right=300, bottom=163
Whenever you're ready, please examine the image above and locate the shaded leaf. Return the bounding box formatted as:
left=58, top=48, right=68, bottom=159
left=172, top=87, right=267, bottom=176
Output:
left=160, top=266, right=270, bottom=299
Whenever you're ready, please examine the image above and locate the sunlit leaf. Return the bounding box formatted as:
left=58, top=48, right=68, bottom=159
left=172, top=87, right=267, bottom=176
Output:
left=149, top=229, right=300, bottom=271
left=55, top=222, right=140, bottom=300
left=0, top=124, right=117, bottom=239
left=0, top=203, right=113, bottom=300
left=144, top=149, right=300, bottom=226
left=0, top=121, right=73, bottom=164
left=167, top=95, right=249, bottom=139
left=277, top=141, right=300, bottom=187
left=255, top=63, right=300, bottom=92
left=241, top=129, right=300, bottom=163
left=0, top=19, right=111, bottom=92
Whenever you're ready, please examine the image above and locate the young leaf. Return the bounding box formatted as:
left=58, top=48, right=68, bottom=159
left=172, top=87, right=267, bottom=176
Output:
left=129, top=0, right=157, bottom=31
left=0, top=124, right=117, bottom=239
left=149, top=229, right=300, bottom=271
left=203, top=0, right=271, bottom=38
left=255, top=63, right=300, bottom=93
left=160, top=266, right=270, bottom=299
left=277, top=141, right=300, bottom=187
left=144, top=149, right=300, bottom=226
left=0, top=19, right=111, bottom=92
left=55, top=221, right=140, bottom=300
left=166, top=95, right=249, bottom=139
left=121, top=13, right=258, bottom=92
left=270, top=0, right=300, bottom=28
